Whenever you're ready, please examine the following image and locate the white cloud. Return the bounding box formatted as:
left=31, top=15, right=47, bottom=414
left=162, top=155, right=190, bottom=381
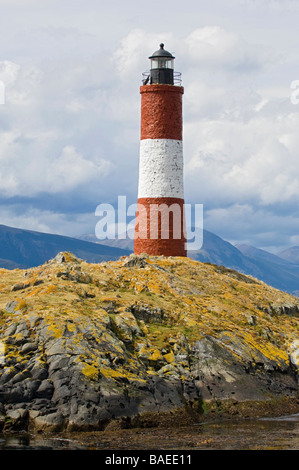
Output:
left=184, top=26, right=268, bottom=72
left=0, top=6, right=298, bottom=250
left=204, top=202, right=299, bottom=251
left=0, top=139, right=111, bottom=198
left=185, top=99, right=299, bottom=207
left=0, top=61, right=20, bottom=87
left=0, top=205, right=97, bottom=237
left=45, top=145, right=111, bottom=193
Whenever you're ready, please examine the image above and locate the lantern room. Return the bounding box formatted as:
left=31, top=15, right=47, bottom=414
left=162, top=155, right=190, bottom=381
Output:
left=149, top=43, right=175, bottom=85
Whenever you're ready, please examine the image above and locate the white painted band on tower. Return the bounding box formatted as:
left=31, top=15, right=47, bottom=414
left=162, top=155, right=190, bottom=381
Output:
left=137, top=139, right=184, bottom=199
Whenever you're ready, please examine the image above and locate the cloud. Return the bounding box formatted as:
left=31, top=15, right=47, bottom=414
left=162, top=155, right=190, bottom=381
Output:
left=0, top=16, right=298, bottom=250
left=0, top=133, right=111, bottom=198
left=45, top=145, right=111, bottom=193
left=183, top=26, right=272, bottom=73
left=0, top=204, right=97, bottom=237
left=240, top=0, right=299, bottom=10
left=184, top=98, right=299, bottom=207
left=204, top=201, right=299, bottom=252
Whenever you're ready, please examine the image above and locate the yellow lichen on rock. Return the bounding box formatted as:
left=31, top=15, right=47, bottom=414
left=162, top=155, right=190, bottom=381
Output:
left=0, top=251, right=298, bottom=434
left=164, top=351, right=175, bottom=363
left=81, top=364, right=99, bottom=380
left=15, top=298, right=27, bottom=311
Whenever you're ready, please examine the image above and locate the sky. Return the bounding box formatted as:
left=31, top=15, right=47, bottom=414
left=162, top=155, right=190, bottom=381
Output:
left=1, top=0, right=299, bottom=252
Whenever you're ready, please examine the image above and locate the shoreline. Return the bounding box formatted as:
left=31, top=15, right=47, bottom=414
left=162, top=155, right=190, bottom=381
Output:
left=1, top=408, right=299, bottom=451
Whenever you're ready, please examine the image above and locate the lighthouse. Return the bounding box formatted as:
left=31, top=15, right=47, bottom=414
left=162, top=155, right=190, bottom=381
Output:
left=134, top=43, right=187, bottom=257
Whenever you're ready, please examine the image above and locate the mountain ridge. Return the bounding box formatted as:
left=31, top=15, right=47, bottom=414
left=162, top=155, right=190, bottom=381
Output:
left=0, top=223, right=299, bottom=296
left=278, top=246, right=299, bottom=264
left=0, top=224, right=130, bottom=269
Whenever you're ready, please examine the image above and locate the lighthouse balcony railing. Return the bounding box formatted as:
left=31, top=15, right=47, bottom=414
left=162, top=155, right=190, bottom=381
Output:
left=142, top=71, right=182, bottom=86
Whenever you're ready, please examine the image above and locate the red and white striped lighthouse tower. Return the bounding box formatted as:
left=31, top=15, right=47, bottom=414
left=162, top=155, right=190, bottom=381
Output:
left=134, top=43, right=187, bottom=257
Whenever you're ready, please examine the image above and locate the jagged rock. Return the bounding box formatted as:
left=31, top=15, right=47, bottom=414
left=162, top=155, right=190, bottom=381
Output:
left=56, top=253, right=67, bottom=263
left=56, top=268, right=92, bottom=284
left=113, top=310, right=143, bottom=343
left=21, top=342, right=38, bottom=354
left=265, top=303, right=299, bottom=317
left=4, top=301, right=19, bottom=314
left=32, top=411, right=65, bottom=432
left=11, top=282, right=30, bottom=292
left=290, top=340, right=299, bottom=368
left=4, top=408, right=29, bottom=431
left=123, top=254, right=148, bottom=268
left=130, top=303, right=164, bottom=323
left=36, top=379, right=54, bottom=399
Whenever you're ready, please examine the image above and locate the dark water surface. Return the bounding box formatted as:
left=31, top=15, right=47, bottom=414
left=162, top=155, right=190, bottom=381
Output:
left=1, top=414, right=298, bottom=450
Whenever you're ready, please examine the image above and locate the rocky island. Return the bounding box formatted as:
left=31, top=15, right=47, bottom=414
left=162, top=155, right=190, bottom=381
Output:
left=0, top=252, right=298, bottom=433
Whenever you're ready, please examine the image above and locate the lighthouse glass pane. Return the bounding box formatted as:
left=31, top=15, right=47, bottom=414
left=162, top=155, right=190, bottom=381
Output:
left=166, top=59, right=174, bottom=69
left=151, top=58, right=174, bottom=69
left=151, top=59, right=160, bottom=69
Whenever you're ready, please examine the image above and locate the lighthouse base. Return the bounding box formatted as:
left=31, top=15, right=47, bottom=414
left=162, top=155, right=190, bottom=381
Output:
left=134, top=197, right=187, bottom=257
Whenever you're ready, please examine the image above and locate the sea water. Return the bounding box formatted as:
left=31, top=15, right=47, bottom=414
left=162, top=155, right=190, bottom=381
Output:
left=0, top=414, right=298, bottom=450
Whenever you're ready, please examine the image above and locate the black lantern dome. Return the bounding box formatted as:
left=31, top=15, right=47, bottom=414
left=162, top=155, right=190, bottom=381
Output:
left=149, top=43, right=175, bottom=85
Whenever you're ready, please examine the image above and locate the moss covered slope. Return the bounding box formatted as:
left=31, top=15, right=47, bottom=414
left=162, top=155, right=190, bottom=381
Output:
left=0, top=252, right=298, bottom=431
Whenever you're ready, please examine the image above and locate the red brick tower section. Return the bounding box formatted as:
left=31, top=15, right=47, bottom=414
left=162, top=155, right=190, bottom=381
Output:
left=134, top=44, right=187, bottom=257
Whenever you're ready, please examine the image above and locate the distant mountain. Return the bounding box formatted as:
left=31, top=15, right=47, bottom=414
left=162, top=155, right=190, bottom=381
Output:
left=188, top=230, right=257, bottom=271
left=79, top=233, right=134, bottom=251
left=189, top=231, right=299, bottom=295
left=1, top=224, right=299, bottom=296
left=277, top=246, right=299, bottom=265
left=236, top=244, right=298, bottom=269
left=234, top=243, right=299, bottom=296
left=0, top=224, right=131, bottom=269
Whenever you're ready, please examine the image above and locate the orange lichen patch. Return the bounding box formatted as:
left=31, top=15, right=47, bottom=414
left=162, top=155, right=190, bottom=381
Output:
left=43, top=284, right=59, bottom=294
left=15, top=298, right=27, bottom=311
left=146, top=279, right=164, bottom=295
left=100, top=296, right=118, bottom=302
left=134, top=283, right=146, bottom=294
left=25, top=287, right=44, bottom=297
left=61, top=252, right=74, bottom=263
